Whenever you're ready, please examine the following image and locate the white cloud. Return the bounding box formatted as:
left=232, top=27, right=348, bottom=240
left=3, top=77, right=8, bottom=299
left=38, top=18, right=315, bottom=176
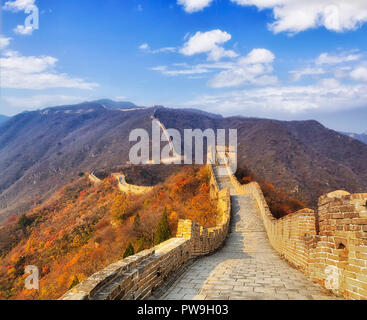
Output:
left=317, top=78, right=340, bottom=88
left=333, top=66, right=352, bottom=79
left=0, top=36, right=12, bottom=50
left=350, top=66, right=367, bottom=82
left=13, top=25, right=34, bottom=35
left=139, top=43, right=149, bottom=50
left=316, top=52, right=361, bottom=65
left=230, top=0, right=367, bottom=34
left=4, top=0, right=38, bottom=36
left=289, top=51, right=363, bottom=81
left=178, top=0, right=367, bottom=35
left=239, top=48, right=275, bottom=64
left=178, top=1, right=367, bottom=33
left=186, top=81, right=367, bottom=114
left=177, top=0, right=213, bottom=13
left=208, top=48, right=277, bottom=88
left=151, top=61, right=238, bottom=77
left=180, top=30, right=238, bottom=61
left=0, top=51, right=98, bottom=90
left=151, top=66, right=168, bottom=72
left=139, top=43, right=176, bottom=54
left=151, top=64, right=211, bottom=76
left=154, top=47, right=176, bottom=53
left=151, top=48, right=276, bottom=86
left=290, top=67, right=325, bottom=81
left=3, top=0, right=35, bottom=12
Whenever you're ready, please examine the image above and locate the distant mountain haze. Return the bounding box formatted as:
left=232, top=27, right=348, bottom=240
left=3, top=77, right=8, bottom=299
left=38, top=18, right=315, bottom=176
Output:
left=0, top=101, right=367, bottom=223
left=0, top=102, right=155, bottom=223
left=154, top=108, right=367, bottom=207
left=340, top=132, right=367, bottom=145
left=0, top=115, right=9, bottom=124
left=90, top=99, right=144, bottom=110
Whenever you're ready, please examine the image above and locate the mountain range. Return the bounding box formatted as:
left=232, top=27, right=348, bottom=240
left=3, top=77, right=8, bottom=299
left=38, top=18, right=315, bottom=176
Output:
left=0, top=115, right=9, bottom=124
left=0, top=100, right=367, bottom=223
left=340, top=132, right=367, bottom=145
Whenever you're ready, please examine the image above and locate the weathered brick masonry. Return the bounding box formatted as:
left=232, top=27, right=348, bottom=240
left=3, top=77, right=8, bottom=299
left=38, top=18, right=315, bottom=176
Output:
left=228, top=167, right=367, bottom=300
left=65, top=161, right=367, bottom=300
left=61, top=165, right=231, bottom=300
left=112, top=173, right=154, bottom=195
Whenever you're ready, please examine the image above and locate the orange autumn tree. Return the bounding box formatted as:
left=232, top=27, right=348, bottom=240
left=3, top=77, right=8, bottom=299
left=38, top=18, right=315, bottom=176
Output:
left=0, top=165, right=217, bottom=300
left=235, top=166, right=304, bottom=219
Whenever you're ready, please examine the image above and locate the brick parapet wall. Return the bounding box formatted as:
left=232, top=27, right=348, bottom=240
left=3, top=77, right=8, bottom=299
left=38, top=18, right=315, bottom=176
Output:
left=176, top=187, right=231, bottom=257
left=112, top=173, right=154, bottom=195
left=88, top=172, right=102, bottom=184
left=208, top=164, right=220, bottom=200
left=312, top=192, right=367, bottom=299
left=229, top=163, right=367, bottom=300
left=61, top=165, right=231, bottom=300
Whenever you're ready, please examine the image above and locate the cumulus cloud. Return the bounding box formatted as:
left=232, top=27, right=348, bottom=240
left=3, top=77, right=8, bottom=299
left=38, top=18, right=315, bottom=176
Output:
left=179, top=0, right=367, bottom=33
left=208, top=48, right=277, bottom=88
left=239, top=48, right=275, bottom=64
left=177, top=0, right=213, bottom=13
left=180, top=30, right=238, bottom=61
left=3, top=0, right=35, bottom=12
left=0, top=51, right=98, bottom=90
left=232, top=0, right=367, bottom=33
left=350, top=66, right=367, bottom=82
left=0, top=36, right=12, bottom=50
left=316, top=52, right=362, bottom=65
left=186, top=81, right=367, bottom=114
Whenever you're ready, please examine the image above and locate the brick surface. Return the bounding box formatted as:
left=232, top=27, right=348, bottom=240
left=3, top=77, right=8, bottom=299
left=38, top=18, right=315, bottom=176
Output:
left=158, top=174, right=338, bottom=300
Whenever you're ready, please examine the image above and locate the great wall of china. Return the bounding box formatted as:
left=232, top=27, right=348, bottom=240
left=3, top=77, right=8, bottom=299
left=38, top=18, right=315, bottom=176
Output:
left=61, top=163, right=231, bottom=300
left=112, top=173, right=154, bottom=195
left=226, top=165, right=367, bottom=300
left=63, top=118, right=367, bottom=300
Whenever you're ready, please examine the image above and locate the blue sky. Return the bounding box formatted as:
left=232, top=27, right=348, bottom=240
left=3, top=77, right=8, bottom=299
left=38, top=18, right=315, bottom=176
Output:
left=1, top=0, right=367, bottom=132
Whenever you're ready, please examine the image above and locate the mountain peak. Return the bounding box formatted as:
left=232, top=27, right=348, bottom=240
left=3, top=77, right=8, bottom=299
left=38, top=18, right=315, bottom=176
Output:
left=91, top=99, right=143, bottom=110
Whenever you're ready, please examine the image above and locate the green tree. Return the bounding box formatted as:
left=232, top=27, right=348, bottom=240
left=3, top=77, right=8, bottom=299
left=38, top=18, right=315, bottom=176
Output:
left=123, top=242, right=135, bottom=258
left=154, top=209, right=171, bottom=245
left=18, top=214, right=33, bottom=232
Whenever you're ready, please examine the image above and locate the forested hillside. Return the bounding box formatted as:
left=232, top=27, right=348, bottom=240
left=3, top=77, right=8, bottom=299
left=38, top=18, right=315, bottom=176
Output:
left=0, top=166, right=217, bottom=300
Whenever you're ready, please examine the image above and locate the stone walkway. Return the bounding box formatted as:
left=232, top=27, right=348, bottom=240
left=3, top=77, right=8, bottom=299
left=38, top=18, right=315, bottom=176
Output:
left=156, top=170, right=338, bottom=300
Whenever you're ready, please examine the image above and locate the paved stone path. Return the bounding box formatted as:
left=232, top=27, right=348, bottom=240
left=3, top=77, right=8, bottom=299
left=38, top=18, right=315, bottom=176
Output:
left=157, top=169, right=338, bottom=300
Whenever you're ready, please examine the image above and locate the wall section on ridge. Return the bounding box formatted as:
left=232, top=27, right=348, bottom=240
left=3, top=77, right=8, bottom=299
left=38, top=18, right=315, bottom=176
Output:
left=61, top=165, right=231, bottom=300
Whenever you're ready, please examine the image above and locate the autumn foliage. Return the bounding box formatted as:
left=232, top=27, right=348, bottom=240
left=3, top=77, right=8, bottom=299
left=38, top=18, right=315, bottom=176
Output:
left=235, top=166, right=304, bottom=219
left=0, top=165, right=217, bottom=300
